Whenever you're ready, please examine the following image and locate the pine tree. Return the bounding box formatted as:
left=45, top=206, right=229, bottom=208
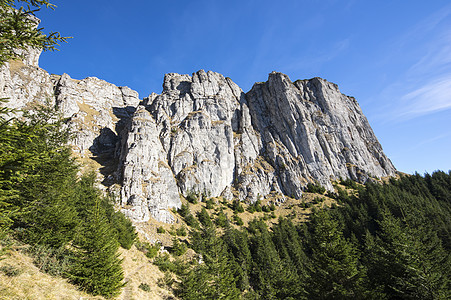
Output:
left=223, top=228, right=253, bottom=291
left=306, top=210, right=365, bottom=299
left=197, top=207, right=213, bottom=227
left=0, top=0, right=69, bottom=65
left=365, top=212, right=450, bottom=299
left=272, top=217, right=308, bottom=281
left=248, top=219, right=303, bottom=299
left=68, top=202, right=124, bottom=298
left=0, top=103, right=79, bottom=247
left=180, top=225, right=240, bottom=299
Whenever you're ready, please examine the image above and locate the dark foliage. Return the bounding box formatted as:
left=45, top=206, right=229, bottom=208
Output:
left=175, top=172, right=451, bottom=299
left=0, top=104, right=136, bottom=297
left=306, top=182, right=326, bottom=194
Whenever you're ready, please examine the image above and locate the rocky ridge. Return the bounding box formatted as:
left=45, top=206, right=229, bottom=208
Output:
left=0, top=50, right=396, bottom=223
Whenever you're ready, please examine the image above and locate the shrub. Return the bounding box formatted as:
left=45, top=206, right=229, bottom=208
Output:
left=270, top=203, right=276, bottom=211
left=0, top=265, right=22, bottom=277
left=197, top=208, right=212, bottom=227
left=215, top=211, right=229, bottom=228
left=171, top=238, right=187, bottom=257
left=205, top=198, right=215, bottom=209
left=326, top=190, right=337, bottom=199
left=340, top=178, right=359, bottom=189
left=176, top=226, right=187, bottom=236
left=157, top=226, right=166, bottom=234
left=27, top=244, right=71, bottom=276
left=157, top=271, right=174, bottom=288
left=135, top=240, right=161, bottom=259
left=312, top=197, right=324, bottom=204
left=255, top=199, right=263, bottom=212
left=306, top=182, right=326, bottom=194
left=178, top=204, right=190, bottom=218
left=231, top=200, right=244, bottom=213
left=169, top=225, right=177, bottom=236
left=184, top=214, right=200, bottom=229
left=186, top=191, right=198, bottom=204
left=154, top=253, right=177, bottom=273
left=233, top=215, right=244, bottom=226
left=138, top=282, right=151, bottom=292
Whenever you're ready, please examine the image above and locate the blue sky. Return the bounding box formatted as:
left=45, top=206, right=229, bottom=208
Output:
left=36, top=0, right=450, bottom=174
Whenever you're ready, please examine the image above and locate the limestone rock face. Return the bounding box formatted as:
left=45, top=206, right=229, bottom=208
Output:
left=0, top=54, right=140, bottom=189
left=119, top=105, right=180, bottom=223
left=0, top=59, right=54, bottom=111
left=1, top=45, right=396, bottom=223
left=245, top=72, right=396, bottom=195
left=118, top=70, right=245, bottom=221
left=53, top=73, right=139, bottom=157
left=117, top=70, right=395, bottom=222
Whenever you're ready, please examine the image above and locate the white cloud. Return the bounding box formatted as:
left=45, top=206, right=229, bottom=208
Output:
left=398, top=76, right=451, bottom=118
left=407, top=132, right=450, bottom=152
left=374, top=4, right=451, bottom=123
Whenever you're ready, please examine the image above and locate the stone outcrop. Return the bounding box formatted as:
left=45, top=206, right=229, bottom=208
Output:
left=53, top=73, right=139, bottom=156
left=0, top=57, right=54, bottom=112
left=118, top=70, right=395, bottom=222
left=246, top=72, right=395, bottom=193
left=0, top=49, right=396, bottom=223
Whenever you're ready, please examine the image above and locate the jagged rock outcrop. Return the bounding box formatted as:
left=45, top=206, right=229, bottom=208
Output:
left=1, top=48, right=396, bottom=223
left=0, top=50, right=140, bottom=185
left=246, top=72, right=395, bottom=193
left=117, top=70, right=395, bottom=222
left=53, top=73, right=139, bottom=156
left=0, top=57, right=54, bottom=111
left=119, top=105, right=180, bottom=223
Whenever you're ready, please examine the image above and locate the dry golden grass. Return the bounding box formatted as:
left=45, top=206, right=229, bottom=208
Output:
left=0, top=241, right=176, bottom=300
left=8, top=59, right=25, bottom=74
left=118, top=245, right=176, bottom=300
left=0, top=247, right=102, bottom=300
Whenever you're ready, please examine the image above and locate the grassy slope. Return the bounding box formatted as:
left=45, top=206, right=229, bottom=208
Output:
left=0, top=239, right=176, bottom=300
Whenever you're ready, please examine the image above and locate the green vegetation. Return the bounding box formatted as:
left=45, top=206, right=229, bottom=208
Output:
left=231, top=200, right=244, bottom=213
left=0, top=4, right=135, bottom=297
left=306, top=182, right=326, bottom=194
left=171, top=237, right=187, bottom=257
left=0, top=0, right=70, bottom=65
left=185, top=190, right=198, bottom=204
left=68, top=207, right=125, bottom=298
left=176, top=226, right=187, bottom=236
left=205, top=198, right=215, bottom=209
left=138, top=282, right=151, bottom=292
left=247, top=199, right=262, bottom=213
left=161, top=172, right=451, bottom=299
left=135, top=240, right=161, bottom=259
left=178, top=203, right=200, bottom=229
left=232, top=214, right=243, bottom=226
left=0, top=104, right=136, bottom=297
left=0, top=264, right=22, bottom=277
left=196, top=207, right=212, bottom=227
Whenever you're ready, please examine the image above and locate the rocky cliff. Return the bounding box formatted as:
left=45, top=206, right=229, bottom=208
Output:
left=0, top=50, right=396, bottom=223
